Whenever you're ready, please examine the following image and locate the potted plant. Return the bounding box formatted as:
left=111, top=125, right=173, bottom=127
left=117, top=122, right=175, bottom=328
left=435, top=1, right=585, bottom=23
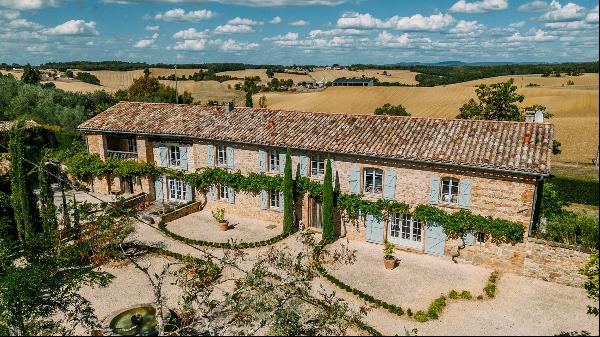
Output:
left=383, top=241, right=397, bottom=270
left=212, top=208, right=229, bottom=231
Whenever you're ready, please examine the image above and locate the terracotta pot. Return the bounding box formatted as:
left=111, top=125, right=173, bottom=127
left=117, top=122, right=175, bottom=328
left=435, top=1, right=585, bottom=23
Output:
left=384, top=257, right=396, bottom=270
left=219, top=221, right=229, bottom=231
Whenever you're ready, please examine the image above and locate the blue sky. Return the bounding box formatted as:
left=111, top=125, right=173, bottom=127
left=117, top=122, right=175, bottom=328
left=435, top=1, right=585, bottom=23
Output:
left=0, top=0, right=598, bottom=65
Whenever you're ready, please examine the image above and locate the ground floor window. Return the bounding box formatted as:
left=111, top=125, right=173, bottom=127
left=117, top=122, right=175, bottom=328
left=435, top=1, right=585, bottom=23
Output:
left=269, top=190, right=280, bottom=209
left=388, top=213, right=423, bottom=248
left=220, top=185, right=229, bottom=201
left=168, top=177, right=186, bottom=201
left=475, top=232, right=487, bottom=244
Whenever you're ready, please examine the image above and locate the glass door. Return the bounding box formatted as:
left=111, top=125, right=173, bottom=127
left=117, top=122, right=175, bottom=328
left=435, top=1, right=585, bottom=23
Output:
left=388, top=213, right=424, bottom=249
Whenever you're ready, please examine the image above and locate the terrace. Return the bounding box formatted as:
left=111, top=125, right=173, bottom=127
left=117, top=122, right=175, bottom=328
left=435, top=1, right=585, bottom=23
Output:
left=106, top=135, right=138, bottom=160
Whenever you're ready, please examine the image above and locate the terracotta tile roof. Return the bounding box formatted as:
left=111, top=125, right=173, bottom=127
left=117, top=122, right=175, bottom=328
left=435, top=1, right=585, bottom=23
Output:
left=0, top=120, right=40, bottom=132
left=78, top=102, right=554, bottom=175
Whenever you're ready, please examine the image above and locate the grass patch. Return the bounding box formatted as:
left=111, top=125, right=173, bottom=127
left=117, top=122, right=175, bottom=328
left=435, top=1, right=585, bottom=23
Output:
left=547, top=176, right=599, bottom=207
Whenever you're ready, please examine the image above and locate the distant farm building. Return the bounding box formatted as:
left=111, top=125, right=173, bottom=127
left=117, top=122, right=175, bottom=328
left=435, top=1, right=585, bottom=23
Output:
left=332, top=78, right=374, bottom=87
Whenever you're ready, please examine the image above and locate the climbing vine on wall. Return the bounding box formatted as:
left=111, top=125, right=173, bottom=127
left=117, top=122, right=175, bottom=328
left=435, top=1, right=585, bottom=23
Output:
left=65, top=152, right=525, bottom=243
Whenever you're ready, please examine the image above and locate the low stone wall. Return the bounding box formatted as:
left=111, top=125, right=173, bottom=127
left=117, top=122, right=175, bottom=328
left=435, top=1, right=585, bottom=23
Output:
left=446, top=238, right=590, bottom=287
left=162, top=201, right=202, bottom=223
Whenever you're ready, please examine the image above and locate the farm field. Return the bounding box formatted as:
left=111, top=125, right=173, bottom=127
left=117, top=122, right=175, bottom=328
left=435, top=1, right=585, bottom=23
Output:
left=158, top=79, right=244, bottom=106
left=260, top=73, right=599, bottom=164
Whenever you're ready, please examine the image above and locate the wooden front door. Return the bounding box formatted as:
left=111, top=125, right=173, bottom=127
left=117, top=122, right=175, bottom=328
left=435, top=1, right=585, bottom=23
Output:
left=310, top=198, right=322, bottom=229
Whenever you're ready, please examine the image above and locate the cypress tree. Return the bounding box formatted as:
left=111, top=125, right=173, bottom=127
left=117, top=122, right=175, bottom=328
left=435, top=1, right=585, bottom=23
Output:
left=38, top=161, right=57, bottom=234
left=282, top=148, right=294, bottom=234
left=8, top=120, right=37, bottom=242
left=321, top=158, right=334, bottom=243
left=245, top=90, right=253, bottom=107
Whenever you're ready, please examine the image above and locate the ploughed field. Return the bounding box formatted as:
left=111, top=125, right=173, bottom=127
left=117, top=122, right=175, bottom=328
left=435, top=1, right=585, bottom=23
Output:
left=260, top=73, right=599, bottom=164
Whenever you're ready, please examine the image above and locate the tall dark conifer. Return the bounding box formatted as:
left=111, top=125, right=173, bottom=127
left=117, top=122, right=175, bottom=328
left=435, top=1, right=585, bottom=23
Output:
left=321, top=158, right=334, bottom=243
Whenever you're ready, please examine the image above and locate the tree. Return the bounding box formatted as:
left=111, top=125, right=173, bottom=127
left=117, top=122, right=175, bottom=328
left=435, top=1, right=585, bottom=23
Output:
left=456, top=80, right=524, bottom=121
left=21, top=64, right=41, bottom=85
left=245, top=91, right=253, bottom=107
left=143, top=67, right=150, bottom=77
left=126, top=76, right=193, bottom=104
left=38, top=161, right=57, bottom=234
left=64, top=70, right=74, bottom=78
left=282, top=148, right=294, bottom=234
left=258, top=95, right=267, bottom=108
left=75, top=72, right=101, bottom=86
left=321, top=158, right=335, bottom=243
left=266, top=68, right=274, bottom=78
left=580, top=253, right=599, bottom=316
left=374, top=103, right=410, bottom=116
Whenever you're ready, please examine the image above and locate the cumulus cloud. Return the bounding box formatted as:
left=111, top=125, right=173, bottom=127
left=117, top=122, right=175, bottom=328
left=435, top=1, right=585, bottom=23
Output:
left=220, top=38, right=259, bottom=51
left=173, top=28, right=210, bottom=39
left=214, top=23, right=254, bottom=34
left=43, top=20, right=98, bottom=36
left=448, top=20, right=484, bottom=34
left=173, top=39, right=207, bottom=50
left=336, top=12, right=454, bottom=32
left=585, top=5, right=598, bottom=23
left=154, top=8, right=215, bottom=22
left=0, top=9, right=20, bottom=20
left=375, top=31, right=410, bottom=47
left=507, top=29, right=557, bottom=41
left=449, top=0, right=508, bottom=14
left=264, top=32, right=298, bottom=41
left=518, top=1, right=551, bottom=12
left=269, top=16, right=282, bottom=24
left=8, top=18, right=42, bottom=29
left=541, top=1, right=586, bottom=22
left=25, top=44, right=47, bottom=52
left=308, top=28, right=369, bottom=38
left=290, top=19, right=309, bottom=26
left=0, top=0, right=59, bottom=10
left=227, top=17, right=259, bottom=25
left=102, top=0, right=348, bottom=7
left=544, top=20, right=595, bottom=30
left=509, top=21, right=527, bottom=28
left=145, top=25, right=160, bottom=31
left=134, top=32, right=158, bottom=48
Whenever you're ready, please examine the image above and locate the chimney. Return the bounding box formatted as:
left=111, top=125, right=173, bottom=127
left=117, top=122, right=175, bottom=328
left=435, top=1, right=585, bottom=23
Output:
left=525, top=111, right=535, bottom=123
left=224, top=101, right=234, bottom=113
left=534, top=110, right=544, bottom=123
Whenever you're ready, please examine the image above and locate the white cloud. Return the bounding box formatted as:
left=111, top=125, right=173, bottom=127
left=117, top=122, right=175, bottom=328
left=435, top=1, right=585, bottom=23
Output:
left=25, top=44, right=47, bottom=52
left=449, top=20, right=484, bottom=34
left=8, top=18, right=42, bottom=29
left=102, top=0, right=348, bottom=7
left=154, top=8, right=215, bottom=22
left=290, top=19, right=309, bottom=26
left=134, top=32, right=158, bottom=48
left=544, top=20, right=594, bottom=30
left=336, top=12, right=454, bottom=32
left=449, top=0, right=508, bottom=14
left=509, top=21, right=527, bottom=28
left=145, top=25, right=160, bottom=31
left=518, top=1, right=550, bottom=12
left=507, top=29, right=557, bottom=41
left=308, top=28, right=369, bottom=38
left=541, top=1, right=586, bottom=22
left=173, top=39, right=207, bottom=50
left=220, top=38, right=259, bottom=51
left=585, top=5, right=598, bottom=23
left=43, top=20, right=98, bottom=36
left=264, top=32, right=298, bottom=41
left=0, top=0, right=59, bottom=10
left=228, top=17, right=258, bottom=25
left=0, top=9, right=20, bottom=19
left=269, top=16, right=282, bottom=24
left=375, top=31, right=410, bottom=47
left=173, top=28, right=210, bottom=39
left=214, top=23, right=254, bottom=34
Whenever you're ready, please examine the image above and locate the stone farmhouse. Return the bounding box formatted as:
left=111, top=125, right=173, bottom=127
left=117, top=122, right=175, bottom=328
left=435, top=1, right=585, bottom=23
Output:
left=78, top=101, right=554, bottom=257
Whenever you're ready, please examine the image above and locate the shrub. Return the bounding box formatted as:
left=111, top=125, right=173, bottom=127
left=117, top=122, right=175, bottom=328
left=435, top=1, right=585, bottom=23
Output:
left=484, top=271, right=499, bottom=298
left=448, top=290, right=459, bottom=299
left=460, top=290, right=473, bottom=300
left=75, top=71, right=101, bottom=85
left=579, top=253, right=599, bottom=316
left=545, top=211, right=599, bottom=250
left=426, top=296, right=447, bottom=320
left=414, top=310, right=428, bottom=323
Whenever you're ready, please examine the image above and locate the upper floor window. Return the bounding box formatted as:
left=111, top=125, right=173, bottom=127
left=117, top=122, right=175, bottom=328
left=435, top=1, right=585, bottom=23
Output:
left=364, top=168, right=383, bottom=195
left=217, top=145, right=227, bottom=166
left=269, top=150, right=279, bottom=172
left=127, top=138, right=137, bottom=153
left=168, top=177, right=186, bottom=201
left=441, top=177, right=460, bottom=204
left=220, top=185, right=229, bottom=201
left=169, top=146, right=181, bottom=167
left=269, top=190, right=280, bottom=209
left=310, top=156, right=325, bottom=177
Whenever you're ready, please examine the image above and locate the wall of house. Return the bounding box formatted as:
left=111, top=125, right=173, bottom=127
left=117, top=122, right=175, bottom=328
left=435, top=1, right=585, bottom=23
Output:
left=445, top=238, right=590, bottom=287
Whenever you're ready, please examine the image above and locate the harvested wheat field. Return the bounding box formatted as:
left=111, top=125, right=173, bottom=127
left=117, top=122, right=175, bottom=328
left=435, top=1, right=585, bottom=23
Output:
left=49, top=80, right=104, bottom=93
left=260, top=73, right=599, bottom=164
left=159, top=80, right=244, bottom=106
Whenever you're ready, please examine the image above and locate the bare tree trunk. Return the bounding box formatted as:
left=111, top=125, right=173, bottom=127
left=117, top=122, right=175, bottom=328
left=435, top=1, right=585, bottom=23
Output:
left=7, top=309, right=24, bottom=336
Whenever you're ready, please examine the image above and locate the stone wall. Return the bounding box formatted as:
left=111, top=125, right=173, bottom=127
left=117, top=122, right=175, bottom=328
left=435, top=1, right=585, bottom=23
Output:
left=446, top=238, right=590, bottom=287
left=162, top=201, right=203, bottom=223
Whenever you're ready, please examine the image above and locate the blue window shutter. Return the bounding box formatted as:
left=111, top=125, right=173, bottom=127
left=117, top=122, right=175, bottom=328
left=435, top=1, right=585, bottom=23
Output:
left=425, top=221, right=446, bottom=256
left=383, top=171, right=397, bottom=200
left=260, top=190, right=267, bottom=209
left=228, top=187, right=235, bottom=204
left=372, top=217, right=384, bottom=244
left=226, top=146, right=235, bottom=170
left=158, top=145, right=168, bottom=167
left=180, top=146, right=188, bottom=170
left=299, top=155, right=309, bottom=177
left=154, top=175, right=163, bottom=201
left=258, top=149, right=266, bottom=173
left=279, top=152, right=286, bottom=174
left=349, top=166, right=361, bottom=195
left=210, top=184, right=216, bottom=201
left=207, top=144, right=215, bottom=166
left=365, top=214, right=373, bottom=242
left=429, top=175, right=441, bottom=204
left=464, top=231, right=475, bottom=245
left=185, top=183, right=193, bottom=202
left=458, top=179, right=473, bottom=209
left=279, top=191, right=284, bottom=213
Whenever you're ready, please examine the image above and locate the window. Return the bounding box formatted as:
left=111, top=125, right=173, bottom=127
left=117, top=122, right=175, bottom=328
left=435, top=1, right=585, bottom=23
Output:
left=441, top=177, right=460, bottom=204
left=169, top=146, right=181, bottom=167
left=475, top=232, right=487, bottom=244
left=168, top=177, right=186, bottom=201
left=269, top=190, right=280, bottom=209
left=220, top=185, right=229, bottom=200
left=217, top=145, right=227, bottom=166
left=127, top=138, right=137, bottom=153
left=310, top=156, right=325, bottom=177
left=390, top=213, right=423, bottom=243
left=269, top=150, right=279, bottom=172
left=364, top=168, right=383, bottom=195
